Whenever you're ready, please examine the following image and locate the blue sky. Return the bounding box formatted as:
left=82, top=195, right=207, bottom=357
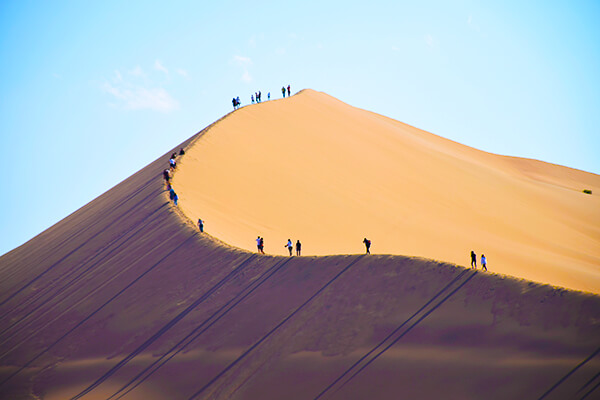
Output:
left=1, top=0, right=599, bottom=256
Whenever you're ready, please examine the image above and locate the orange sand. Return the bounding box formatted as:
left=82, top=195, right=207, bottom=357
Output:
left=174, top=89, right=600, bottom=293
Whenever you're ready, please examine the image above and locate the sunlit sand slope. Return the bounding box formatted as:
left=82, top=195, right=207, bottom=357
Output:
left=0, top=101, right=598, bottom=400
left=174, top=89, right=600, bottom=292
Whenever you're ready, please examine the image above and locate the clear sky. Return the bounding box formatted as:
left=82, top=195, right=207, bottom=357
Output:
left=1, top=0, right=599, bottom=256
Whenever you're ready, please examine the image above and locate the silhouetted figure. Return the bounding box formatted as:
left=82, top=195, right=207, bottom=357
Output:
left=285, top=239, right=293, bottom=256
left=259, top=237, right=265, bottom=254
left=296, top=240, right=301, bottom=256
left=198, top=218, right=204, bottom=232
left=171, top=152, right=177, bottom=160
left=363, top=238, right=371, bottom=254
left=256, top=236, right=261, bottom=253
left=287, top=85, right=291, bottom=97
left=471, top=251, right=477, bottom=268
left=282, top=86, right=286, bottom=98
left=268, top=92, right=270, bottom=100
left=173, top=193, right=178, bottom=206
left=258, top=91, right=262, bottom=102
left=163, top=169, right=170, bottom=182
left=236, top=96, right=241, bottom=107
left=179, top=148, right=185, bottom=155
left=481, top=254, right=487, bottom=271
left=251, top=94, right=255, bottom=104
left=232, top=97, right=237, bottom=110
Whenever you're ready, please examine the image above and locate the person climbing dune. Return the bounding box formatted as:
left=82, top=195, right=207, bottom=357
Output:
left=363, top=238, right=371, bottom=254
left=285, top=239, right=293, bottom=256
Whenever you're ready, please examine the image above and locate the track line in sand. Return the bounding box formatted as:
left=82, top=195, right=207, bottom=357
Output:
left=537, top=346, right=600, bottom=400
left=0, top=203, right=168, bottom=344
left=109, top=257, right=294, bottom=400
left=0, top=175, right=160, bottom=309
left=0, top=234, right=197, bottom=388
left=316, top=269, right=478, bottom=400
left=0, top=205, right=177, bottom=362
left=186, top=255, right=365, bottom=400
left=69, top=254, right=257, bottom=400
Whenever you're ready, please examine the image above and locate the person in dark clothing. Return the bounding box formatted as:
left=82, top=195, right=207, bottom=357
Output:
left=296, top=240, right=301, bottom=256
left=169, top=188, right=175, bottom=200
left=179, top=148, right=185, bottom=155
left=282, top=86, right=286, bottom=98
left=259, top=237, right=265, bottom=254
left=163, top=169, right=170, bottom=182
left=363, top=238, right=371, bottom=254
left=198, top=218, right=204, bottom=232
left=287, top=85, right=291, bottom=97
left=232, top=97, right=237, bottom=109
left=471, top=251, right=477, bottom=268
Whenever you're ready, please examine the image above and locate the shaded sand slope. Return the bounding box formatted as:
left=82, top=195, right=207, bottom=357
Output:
left=174, top=89, right=600, bottom=293
left=0, top=112, right=598, bottom=400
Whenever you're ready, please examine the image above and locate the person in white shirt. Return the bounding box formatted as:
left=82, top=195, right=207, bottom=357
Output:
left=481, top=254, right=487, bottom=271
left=284, top=239, right=293, bottom=256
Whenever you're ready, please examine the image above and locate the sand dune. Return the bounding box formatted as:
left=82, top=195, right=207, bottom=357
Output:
left=173, top=89, right=600, bottom=293
left=0, top=90, right=598, bottom=399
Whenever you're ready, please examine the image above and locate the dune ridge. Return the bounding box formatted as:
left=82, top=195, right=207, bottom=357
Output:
left=173, top=89, right=600, bottom=293
left=0, top=91, right=598, bottom=399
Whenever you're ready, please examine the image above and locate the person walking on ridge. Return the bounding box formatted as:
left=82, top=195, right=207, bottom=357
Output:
left=471, top=251, right=477, bottom=269
left=285, top=239, right=293, bottom=256
left=259, top=237, right=265, bottom=254
left=363, top=238, right=371, bottom=254
left=287, top=84, right=291, bottom=97
left=256, top=236, right=262, bottom=253
left=282, top=86, right=286, bottom=98
left=481, top=254, right=487, bottom=271
left=198, top=218, right=204, bottom=232
left=296, top=240, right=301, bottom=256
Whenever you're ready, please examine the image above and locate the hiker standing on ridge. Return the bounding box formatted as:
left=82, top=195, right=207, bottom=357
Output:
left=259, top=237, right=265, bottom=254
left=287, top=85, right=291, bottom=97
left=481, top=254, right=487, bottom=271
left=268, top=92, right=270, bottom=101
left=285, top=239, right=293, bottom=256
left=198, top=218, right=204, bottom=232
left=471, top=251, right=477, bottom=269
left=256, top=236, right=261, bottom=253
left=282, top=86, right=286, bottom=98
left=363, top=238, right=371, bottom=254
left=296, top=240, right=301, bottom=256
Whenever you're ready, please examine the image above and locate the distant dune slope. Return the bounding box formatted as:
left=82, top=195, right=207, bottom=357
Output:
left=0, top=93, right=598, bottom=400
left=174, top=89, right=600, bottom=293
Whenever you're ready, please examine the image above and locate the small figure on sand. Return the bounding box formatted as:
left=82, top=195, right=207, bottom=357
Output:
left=169, top=157, right=176, bottom=170
left=232, top=97, right=238, bottom=110
left=481, top=254, right=487, bottom=271
left=258, top=91, right=262, bottom=102
left=267, top=92, right=270, bottom=101
left=363, top=238, right=371, bottom=254
left=173, top=193, right=178, bottom=206
left=163, top=169, right=170, bottom=182
left=471, top=251, right=477, bottom=269
left=179, top=148, right=185, bottom=156
left=256, top=236, right=265, bottom=254
left=287, top=84, right=291, bottom=97
left=251, top=94, right=255, bottom=104
left=285, top=239, right=293, bottom=256
left=198, top=218, right=204, bottom=232
left=282, top=86, right=286, bottom=98
left=296, top=240, right=301, bottom=256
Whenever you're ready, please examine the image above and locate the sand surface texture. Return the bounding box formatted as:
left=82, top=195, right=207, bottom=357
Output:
left=174, top=89, right=600, bottom=293
left=0, top=90, right=598, bottom=399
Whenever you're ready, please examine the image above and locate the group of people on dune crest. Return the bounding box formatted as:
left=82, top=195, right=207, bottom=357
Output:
left=470, top=250, right=487, bottom=271
left=232, top=84, right=292, bottom=110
